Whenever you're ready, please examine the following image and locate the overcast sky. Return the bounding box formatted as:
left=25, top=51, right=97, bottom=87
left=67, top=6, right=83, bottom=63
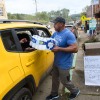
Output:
left=5, top=0, right=91, bottom=15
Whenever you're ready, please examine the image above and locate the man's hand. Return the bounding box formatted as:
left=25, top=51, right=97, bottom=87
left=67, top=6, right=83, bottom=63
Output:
left=25, top=47, right=35, bottom=51
left=52, top=46, right=61, bottom=52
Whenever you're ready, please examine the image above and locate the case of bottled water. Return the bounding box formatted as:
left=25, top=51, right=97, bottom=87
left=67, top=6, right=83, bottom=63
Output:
left=30, top=35, right=57, bottom=50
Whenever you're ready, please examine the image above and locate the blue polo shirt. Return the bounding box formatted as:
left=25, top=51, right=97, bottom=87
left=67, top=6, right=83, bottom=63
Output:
left=51, top=28, right=76, bottom=70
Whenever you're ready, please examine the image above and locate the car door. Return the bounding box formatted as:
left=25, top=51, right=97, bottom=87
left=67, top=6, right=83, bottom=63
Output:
left=14, top=28, right=46, bottom=85
left=35, top=28, right=54, bottom=72
left=0, top=29, right=25, bottom=99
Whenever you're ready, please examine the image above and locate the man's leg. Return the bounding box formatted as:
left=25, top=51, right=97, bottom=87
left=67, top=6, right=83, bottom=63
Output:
left=51, top=66, right=60, bottom=95
left=59, top=68, right=80, bottom=99
left=46, top=66, right=60, bottom=100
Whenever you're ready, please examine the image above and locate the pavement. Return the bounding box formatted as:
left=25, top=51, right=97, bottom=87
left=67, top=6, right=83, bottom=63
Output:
left=33, top=30, right=100, bottom=100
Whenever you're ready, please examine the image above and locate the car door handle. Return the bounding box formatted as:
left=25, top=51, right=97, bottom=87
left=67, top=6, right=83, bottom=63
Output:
left=26, top=60, right=35, bottom=67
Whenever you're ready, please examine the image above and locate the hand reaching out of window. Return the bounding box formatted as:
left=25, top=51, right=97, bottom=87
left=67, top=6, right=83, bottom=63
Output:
left=20, top=38, right=28, bottom=43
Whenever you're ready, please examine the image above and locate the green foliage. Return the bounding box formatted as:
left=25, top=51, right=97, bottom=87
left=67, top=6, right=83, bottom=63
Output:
left=81, top=5, right=89, bottom=17
left=7, top=13, right=35, bottom=20
left=35, top=11, right=49, bottom=21
left=7, top=8, right=71, bottom=24
left=82, top=6, right=89, bottom=13
left=70, top=14, right=81, bottom=21
left=7, top=6, right=89, bottom=24
left=48, top=8, right=70, bottom=21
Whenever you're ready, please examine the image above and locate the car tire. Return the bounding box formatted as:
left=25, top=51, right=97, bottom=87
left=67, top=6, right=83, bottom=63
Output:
left=12, top=88, right=33, bottom=100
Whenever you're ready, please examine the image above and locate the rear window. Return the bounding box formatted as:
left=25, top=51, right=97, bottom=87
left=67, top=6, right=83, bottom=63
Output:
left=1, top=30, right=17, bottom=51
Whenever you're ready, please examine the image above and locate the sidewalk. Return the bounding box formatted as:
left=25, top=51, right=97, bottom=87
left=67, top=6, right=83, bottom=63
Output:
left=72, top=31, right=100, bottom=100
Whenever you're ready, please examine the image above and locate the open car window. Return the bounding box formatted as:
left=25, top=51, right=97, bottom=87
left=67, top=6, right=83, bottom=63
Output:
left=15, top=28, right=36, bottom=52
left=35, top=28, right=51, bottom=38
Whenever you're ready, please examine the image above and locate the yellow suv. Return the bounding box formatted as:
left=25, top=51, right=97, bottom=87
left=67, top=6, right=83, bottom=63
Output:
left=0, top=20, right=54, bottom=100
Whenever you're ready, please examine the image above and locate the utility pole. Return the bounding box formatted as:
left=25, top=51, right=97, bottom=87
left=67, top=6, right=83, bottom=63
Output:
left=91, top=0, right=93, bottom=18
left=91, top=0, right=94, bottom=35
left=34, top=0, right=37, bottom=13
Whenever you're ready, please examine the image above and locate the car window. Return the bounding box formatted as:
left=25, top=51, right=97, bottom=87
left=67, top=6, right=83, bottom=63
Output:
left=15, top=29, right=35, bottom=52
left=1, top=30, right=18, bottom=51
left=36, top=28, right=51, bottom=37
left=16, top=30, right=32, bottom=35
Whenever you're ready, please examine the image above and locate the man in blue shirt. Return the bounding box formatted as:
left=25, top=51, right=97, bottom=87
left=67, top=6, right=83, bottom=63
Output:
left=46, top=17, right=80, bottom=100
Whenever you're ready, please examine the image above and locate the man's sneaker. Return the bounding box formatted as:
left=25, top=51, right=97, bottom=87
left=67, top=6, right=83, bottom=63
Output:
left=46, top=94, right=59, bottom=100
left=69, top=89, right=80, bottom=100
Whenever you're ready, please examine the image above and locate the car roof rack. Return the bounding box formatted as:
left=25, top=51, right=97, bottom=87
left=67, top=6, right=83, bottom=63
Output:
left=0, top=19, right=43, bottom=25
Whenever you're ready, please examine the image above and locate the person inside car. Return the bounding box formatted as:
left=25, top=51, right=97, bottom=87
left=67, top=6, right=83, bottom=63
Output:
left=17, top=33, right=35, bottom=51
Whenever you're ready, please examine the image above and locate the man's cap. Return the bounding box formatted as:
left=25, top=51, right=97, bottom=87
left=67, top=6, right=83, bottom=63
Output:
left=53, top=17, right=66, bottom=24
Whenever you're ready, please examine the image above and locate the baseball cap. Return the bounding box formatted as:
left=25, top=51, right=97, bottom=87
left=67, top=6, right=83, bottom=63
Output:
left=53, top=17, right=66, bottom=24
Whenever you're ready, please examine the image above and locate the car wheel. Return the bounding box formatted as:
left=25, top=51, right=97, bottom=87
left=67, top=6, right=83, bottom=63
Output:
left=12, top=88, right=33, bottom=100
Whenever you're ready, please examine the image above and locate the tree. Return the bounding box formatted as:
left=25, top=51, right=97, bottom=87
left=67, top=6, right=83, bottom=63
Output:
left=7, top=8, right=71, bottom=24
left=61, top=8, right=69, bottom=19
left=48, top=8, right=70, bottom=21
left=35, top=11, right=49, bottom=21
left=7, top=13, right=35, bottom=20
left=82, top=6, right=89, bottom=13
left=70, top=14, right=81, bottom=20
left=81, top=6, right=89, bottom=17
left=7, top=13, right=17, bottom=19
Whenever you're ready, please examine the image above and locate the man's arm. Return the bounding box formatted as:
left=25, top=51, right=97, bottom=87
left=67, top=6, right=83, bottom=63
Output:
left=52, top=43, right=78, bottom=53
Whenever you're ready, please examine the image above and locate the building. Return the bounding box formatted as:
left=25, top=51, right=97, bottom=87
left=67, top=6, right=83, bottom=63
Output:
left=0, top=0, right=7, bottom=19
left=94, top=0, right=100, bottom=33
left=86, top=6, right=92, bottom=17
left=86, top=0, right=100, bottom=33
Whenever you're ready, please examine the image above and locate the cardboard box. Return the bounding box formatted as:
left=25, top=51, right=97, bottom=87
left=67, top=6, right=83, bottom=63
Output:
left=85, top=42, right=100, bottom=56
